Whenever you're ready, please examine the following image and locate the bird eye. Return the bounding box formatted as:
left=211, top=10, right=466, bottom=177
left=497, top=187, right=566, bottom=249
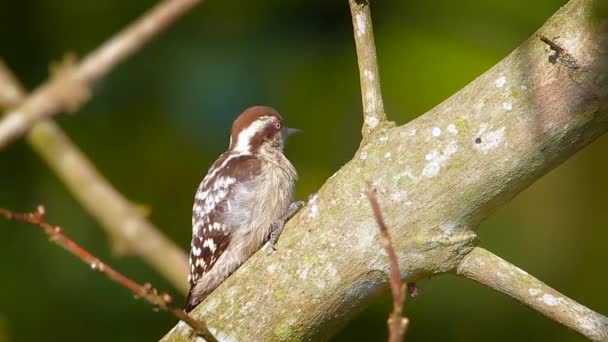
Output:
left=275, top=121, right=281, bottom=129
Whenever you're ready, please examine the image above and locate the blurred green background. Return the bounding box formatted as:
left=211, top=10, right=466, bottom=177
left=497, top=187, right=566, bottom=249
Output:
left=1, top=0, right=606, bottom=341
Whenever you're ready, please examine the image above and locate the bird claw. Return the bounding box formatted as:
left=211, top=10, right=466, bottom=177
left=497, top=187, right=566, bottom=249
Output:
left=263, top=241, right=278, bottom=255
left=266, top=200, right=306, bottom=251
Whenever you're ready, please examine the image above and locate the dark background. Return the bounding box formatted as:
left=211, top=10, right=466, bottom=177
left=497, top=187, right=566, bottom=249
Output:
left=1, top=0, right=606, bottom=341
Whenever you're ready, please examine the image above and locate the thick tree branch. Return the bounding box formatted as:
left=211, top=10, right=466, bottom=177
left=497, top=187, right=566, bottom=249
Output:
left=161, top=0, right=607, bottom=340
left=349, top=0, right=388, bottom=137
left=0, top=0, right=202, bottom=150
left=457, top=247, right=608, bottom=341
left=0, top=61, right=188, bottom=294
left=0, top=206, right=216, bottom=342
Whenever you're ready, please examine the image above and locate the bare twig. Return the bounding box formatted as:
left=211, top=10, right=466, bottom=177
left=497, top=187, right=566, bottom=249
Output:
left=0, top=61, right=25, bottom=109
left=457, top=247, right=608, bottom=341
left=0, top=206, right=217, bottom=342
left=0, top=60, right=189, bottom=294
left=349, top=0, right=387, bottom=137
left=365, top=183, right=408, bottom=342
left=0, top=0, right=202, bottom=149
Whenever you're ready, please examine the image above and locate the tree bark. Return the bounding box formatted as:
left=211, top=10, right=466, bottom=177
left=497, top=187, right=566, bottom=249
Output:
left=159, top=0, right=608, bottom=340
left=458, top=247, right=608, bottom=341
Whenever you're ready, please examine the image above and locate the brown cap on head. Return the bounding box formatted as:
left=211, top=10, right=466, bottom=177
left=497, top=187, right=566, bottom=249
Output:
left=231, top=106, right=282, bottom=138
left=229, top=106, right=287, bottom=152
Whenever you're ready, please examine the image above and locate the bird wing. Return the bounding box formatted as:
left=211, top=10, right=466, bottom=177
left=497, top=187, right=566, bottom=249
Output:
left=187, top=153, right=261, bottom=303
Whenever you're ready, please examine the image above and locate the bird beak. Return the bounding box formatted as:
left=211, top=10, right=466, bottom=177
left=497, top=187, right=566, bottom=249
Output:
left=284, top=127, right=301, bottom=137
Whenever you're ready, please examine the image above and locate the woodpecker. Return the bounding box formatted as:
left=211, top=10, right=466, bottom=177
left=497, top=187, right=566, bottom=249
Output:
left=185, top=106, right=303, bottom=312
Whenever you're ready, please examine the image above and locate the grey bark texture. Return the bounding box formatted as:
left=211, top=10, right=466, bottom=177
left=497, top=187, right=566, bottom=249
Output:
left=162, top=0, right=608, bottom=340
left=458, top=248, right=608, bottom=341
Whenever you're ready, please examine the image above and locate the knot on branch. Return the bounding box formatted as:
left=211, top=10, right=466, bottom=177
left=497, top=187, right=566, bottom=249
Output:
left=537, top=34, right=580, bottom=69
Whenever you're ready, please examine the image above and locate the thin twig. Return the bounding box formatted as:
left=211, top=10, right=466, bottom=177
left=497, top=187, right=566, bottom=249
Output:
left=0, top=61, right=25, bottom=109
left=365, top=183, right=408, bottom=342
left=349, top=0, right=387, bottom=137
left=0, top=206, right=218, bottom=342
left=0, top=0, right=202, bottom=149
left=457, top=247, right=608, bottom=341
left=0, top=60, right=189, bottom=294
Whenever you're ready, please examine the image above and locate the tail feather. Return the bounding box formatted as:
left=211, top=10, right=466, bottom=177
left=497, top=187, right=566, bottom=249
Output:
left=184, top=288, right=197, bottom=313
left=185, top=287, right=209, bottom=313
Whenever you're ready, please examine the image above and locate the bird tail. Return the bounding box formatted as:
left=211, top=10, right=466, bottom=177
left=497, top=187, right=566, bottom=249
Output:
left=184, top=288, right=197, bottom=312
left=184, top=287, right=208, bottom=312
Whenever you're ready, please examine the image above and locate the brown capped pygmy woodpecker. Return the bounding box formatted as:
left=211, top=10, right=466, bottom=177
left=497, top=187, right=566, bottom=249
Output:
left=185, top=106, right=304, bottom=312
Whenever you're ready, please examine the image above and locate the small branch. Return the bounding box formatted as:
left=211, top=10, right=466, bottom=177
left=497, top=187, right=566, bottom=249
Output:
left=365, top=183, right=408, bottom=342
left=0, top=61, right=25, bottom=109
left=0, top=206, right=217, bottom=342
left=457, top=247, right=608, bottom=341
left=0, top=0, right=202, bottom=150
left=348, top=0, right=387, bottom=137
left=0, top=60, right=188, bottom=294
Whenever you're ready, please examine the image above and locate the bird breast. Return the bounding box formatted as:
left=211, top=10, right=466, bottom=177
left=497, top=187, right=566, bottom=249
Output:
left=224, top=149, right=297, bottom=260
